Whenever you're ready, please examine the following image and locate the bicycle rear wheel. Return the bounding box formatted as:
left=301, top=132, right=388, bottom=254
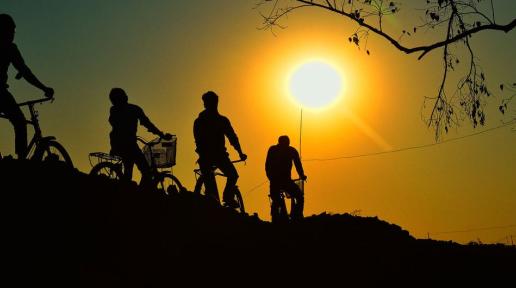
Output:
left=156, top=174, right=185, bottom=195
left=35, top=140, right=74, bottom=168
left=90, top=162, right=123, bottom=180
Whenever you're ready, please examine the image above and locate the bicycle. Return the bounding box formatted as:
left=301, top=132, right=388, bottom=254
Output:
left=0, top=97, right=73, bottom=167
left=269, top=178, right=305, bottom=223
left=89, top=135, right=186, bottom=195
left=193, top=159, right=246, bottom=214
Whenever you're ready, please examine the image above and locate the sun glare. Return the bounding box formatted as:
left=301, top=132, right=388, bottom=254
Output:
left=289, top=60, right=344, bottom=109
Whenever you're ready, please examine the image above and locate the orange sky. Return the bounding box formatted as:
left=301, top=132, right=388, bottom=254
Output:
left=2, top=1, right=515, bottom=244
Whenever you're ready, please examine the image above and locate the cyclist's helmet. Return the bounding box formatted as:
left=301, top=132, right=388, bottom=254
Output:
left=278, top=135, right=290, bottom=146
left=109, top=88, right=128, bottom=105
left=202, top=91, right=218, bottom=110
left=0, top=14, right=16, bottom=43
left=0, top=14, right=15, bottom=28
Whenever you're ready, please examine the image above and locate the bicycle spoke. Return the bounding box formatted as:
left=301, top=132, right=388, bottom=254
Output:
left=39, top=140, right=73, bottom=167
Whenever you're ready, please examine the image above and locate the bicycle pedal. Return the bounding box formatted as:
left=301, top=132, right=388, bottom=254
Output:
left=222, top=202, right=240, bottom=209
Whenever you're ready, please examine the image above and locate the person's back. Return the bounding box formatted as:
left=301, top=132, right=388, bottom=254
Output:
left=194, top=109, right=236, bottom=158
left=1, top=15, right=18, bottom=88
left=107, top=88, right=168, bottom=183
left=0, top=41, right=16, bottom=88
left=266, top=135, right=307, bottom=221
left=266, top=144, right=301, bottom=182
left=1, top=14, right=53, bottom=159
left=193, top=91, right=247, bottom=207
left=1, top=13, right=53, bottom=95
left=110, top=103, right=149, bottom=146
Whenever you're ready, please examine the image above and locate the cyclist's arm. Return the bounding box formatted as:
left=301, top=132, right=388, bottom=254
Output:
left=223, top=117, right=243, bottom=155
left=292, top=148, right=305, bottom=178
left=10, top=44, right=51, bottom=93
left=137, top=107, right=164, bottom=137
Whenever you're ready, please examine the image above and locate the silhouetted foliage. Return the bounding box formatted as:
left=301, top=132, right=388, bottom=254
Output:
left=256, top=0, right=516, bottom=139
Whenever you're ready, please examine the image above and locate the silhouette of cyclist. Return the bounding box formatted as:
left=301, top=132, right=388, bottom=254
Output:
left=0, top=14, right=54, bottom=159
left=108, top=87, right=171, bottom=185
left=266, top=135, right=307, bottom=221
left=194, top=91, right=247, bottom=207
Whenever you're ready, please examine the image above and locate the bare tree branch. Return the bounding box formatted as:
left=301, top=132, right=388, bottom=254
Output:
left=256, top=0, right=516, bottom=140
left=291, top=0, right=515, bottom=60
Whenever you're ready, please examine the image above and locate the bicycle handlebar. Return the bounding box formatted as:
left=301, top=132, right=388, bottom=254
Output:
left=137, top=135, right=175, bottom=146
left=193, top=158, right=246, bottom=174
left=136, top=136, right=152, bottom=145
left=17, top=97, right=54, bottom=107
left=0, top=97, right=53, bottom=119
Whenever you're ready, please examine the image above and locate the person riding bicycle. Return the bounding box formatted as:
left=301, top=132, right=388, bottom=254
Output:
left=1, top=14, right=54, bottom=159
left=193, top=91, right=247, bottom=208
left=108, top=87, right=171, bottom=185
left=266, top=135, right=307, bottom=221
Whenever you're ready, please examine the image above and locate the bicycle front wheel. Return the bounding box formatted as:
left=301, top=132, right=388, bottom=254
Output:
left=157, top=174, right=185, bottom=195
left=35, top=140, right=74, bottom=168
left=193, top=175, right=204, bottom=195
left=90, top=162, right=123, bottom=180
left=193, top=176, right=221, bottom=203
left=233, top=186, right=245, bottom=214
left=271, top=195, right=289, bottom=224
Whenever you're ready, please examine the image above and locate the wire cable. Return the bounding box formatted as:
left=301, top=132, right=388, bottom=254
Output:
left=304, top=120, right=516, bottom=162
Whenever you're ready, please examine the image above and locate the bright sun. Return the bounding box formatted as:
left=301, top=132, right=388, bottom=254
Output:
left=289, top=60, right=344, bottom=109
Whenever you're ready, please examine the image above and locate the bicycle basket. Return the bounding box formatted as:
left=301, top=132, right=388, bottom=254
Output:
left=88, top=152, right=123, bottom=167
left=143, top=136, right=177, bottom=168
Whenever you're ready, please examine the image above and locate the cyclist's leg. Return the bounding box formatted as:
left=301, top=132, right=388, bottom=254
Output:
left=121, top=156, right=134, bottom=182
left=285, top=180, right=304, bottom=220
left=117, top=145, right=136, bottom=182
left=217, top=154, right=239, bottom=204
left=269, top=182, right=283, bottom=222
left=132, top=144, right=152, bottom=186
left=0, top=90, right=27, bottom=159
left=198, top=157, right=219, bottom=202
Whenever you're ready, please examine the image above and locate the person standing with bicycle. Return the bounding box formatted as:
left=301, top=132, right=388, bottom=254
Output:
left=0, top=14, right=54, bottom=159
left=108, top=87, right=171, bottom=185
left=266, top=135, right=307, bottom=221
left=193, top=91, right=247, bottom=208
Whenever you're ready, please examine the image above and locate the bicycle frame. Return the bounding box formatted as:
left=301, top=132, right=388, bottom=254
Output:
left=89, top=136, right=184, bottom=194
left=193, top=159, right=246, bottom=212
left=269, top=178, right=305, bottom=223
left=0, top=97, right=56, bottom=159
left=136, top=136, right=185, bottom=193
left=193, top=159, right=245, bottom=195
left=90, top=137, right=171, bottom=177
left=193, top=159, right=245, bottom=179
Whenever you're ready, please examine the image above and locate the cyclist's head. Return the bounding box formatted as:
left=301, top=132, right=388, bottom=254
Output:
left=202, top=91, right=218, bottom=110
left=278, top=135, right=290, bottom=147
left=109, top=88, right=128, bottom=106
left=0, top=14, right=16, bottom=44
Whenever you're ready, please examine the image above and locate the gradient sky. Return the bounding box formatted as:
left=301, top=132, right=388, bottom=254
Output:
left=2, top=0, right=515, bottom=244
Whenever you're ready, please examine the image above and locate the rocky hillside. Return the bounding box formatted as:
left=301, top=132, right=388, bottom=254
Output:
left=0, top=159, right=513, bottom=287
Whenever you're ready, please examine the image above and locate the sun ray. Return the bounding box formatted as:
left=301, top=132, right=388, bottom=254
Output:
left=345, top=109, right=393, bottom=151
